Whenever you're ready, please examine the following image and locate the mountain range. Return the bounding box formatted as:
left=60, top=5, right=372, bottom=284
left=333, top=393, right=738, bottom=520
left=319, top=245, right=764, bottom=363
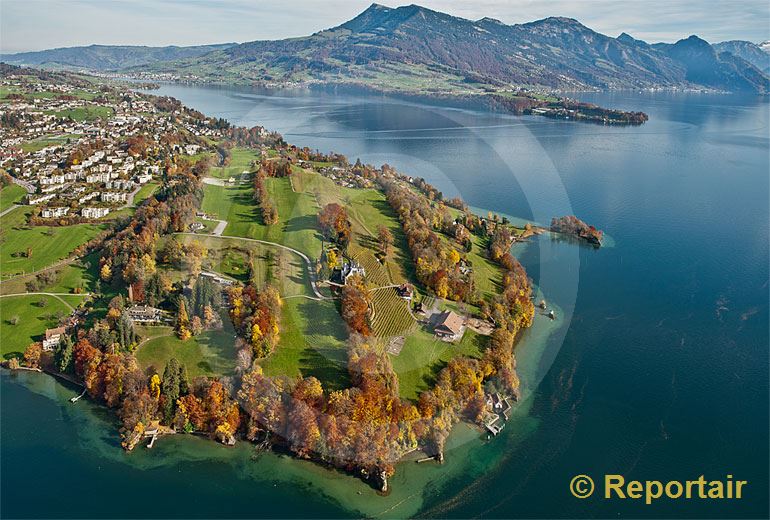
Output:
left=3, top=3, right=769, bottom=94
left=0, top=43, right=237, bottom=71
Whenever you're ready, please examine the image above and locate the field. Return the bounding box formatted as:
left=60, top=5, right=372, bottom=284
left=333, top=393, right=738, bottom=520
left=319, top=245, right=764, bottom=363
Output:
left=0, top=257, right=99, bottom=296
left=391, top=327, right=488, bottom=400
left=134, top=322, right=237, bottom=378
left=260, top=298, right=350, bottom=390
left=208, top=147, right=259, bottom=179
left=179, top=235, right=312, bottom=298
left=0, top=294, right=87, bottom=359
left=369, top=287, right=415, bottom=337
left=0, top=184, right=26, bottom=212
left=133, top=181, right=160, bottom=205
left=46, top=105, right=113, bottom=121
left=21, top=134, right=81, bottom=153
left=201, top=176, right=323, bottom=258
left=0, top=207, right=105, bottom=277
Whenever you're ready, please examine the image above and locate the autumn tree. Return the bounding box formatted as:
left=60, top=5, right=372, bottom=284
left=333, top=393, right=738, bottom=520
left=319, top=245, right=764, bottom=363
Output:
left=23, top=342, right=42, bottom=368
left=318, top=203, right=351, bottom=247
left=341, top=275, right=371, bottom=336
left=377, top=225, right=393, bottom=256
left=175, top=298, right=191, bottom=340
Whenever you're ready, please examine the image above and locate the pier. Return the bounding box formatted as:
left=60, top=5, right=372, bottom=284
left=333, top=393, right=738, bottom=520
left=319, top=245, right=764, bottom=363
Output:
left=70, top=389, right=87, bottom=403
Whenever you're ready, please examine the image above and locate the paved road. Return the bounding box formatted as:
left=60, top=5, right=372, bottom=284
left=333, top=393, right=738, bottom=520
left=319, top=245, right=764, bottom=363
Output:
left=200, top=216, right=227, bottom=236
left=119, top=184, right=144, bottom=210
left=0, top=291, right=91, bottom=312
left=176, top=232, right=328, bottom=300
left=0, top=204, right=19, bottom=218
left=12, top=177, right=35, bottom=194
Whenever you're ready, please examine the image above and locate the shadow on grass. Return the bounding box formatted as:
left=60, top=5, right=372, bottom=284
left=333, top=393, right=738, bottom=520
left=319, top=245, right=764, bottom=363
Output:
left=284, top=214, right=317, bottom=235
left=295, top=299, right=350, bottom=390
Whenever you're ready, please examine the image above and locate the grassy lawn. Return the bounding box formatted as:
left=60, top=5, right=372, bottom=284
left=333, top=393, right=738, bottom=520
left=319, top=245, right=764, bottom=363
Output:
left=0, top=294, right=75, bottom=359
left=391, top=327, right=488, bottom=401
left=135, top=321, right=237, bottom=378
left=21, top=134, right=81, bottom=153
left=0, top=259, right=98, bottom=296
left=260, top=298, right=350, bottom=390
left=178, top=235, right=312, bottom=298
left=46, top=105, right=113, bottom=121
left=133, top=181, right=159, bottom=205
left=0, top=184, right=26, bottom=212
left=201, top=177, right=323, bottom=259
left=208, top=147, right=259, bottom=179
left=465, top=233, right=503, bottom=301
left=0, top=207, right=105, bottom=277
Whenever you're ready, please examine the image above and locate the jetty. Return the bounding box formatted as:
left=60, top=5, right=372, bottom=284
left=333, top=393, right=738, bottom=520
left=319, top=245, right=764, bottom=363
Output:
left=143, top=420, right=175, bottom=449
left=70, top=389, right=87, bottom=403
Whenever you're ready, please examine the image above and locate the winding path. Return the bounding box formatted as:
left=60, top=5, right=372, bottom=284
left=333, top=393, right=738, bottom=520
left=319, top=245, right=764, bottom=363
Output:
left=0, top=291, right=91, bottom=312
left=0, top=255, right=81, bottom=285
left=175, top=232, right=328, bottom=300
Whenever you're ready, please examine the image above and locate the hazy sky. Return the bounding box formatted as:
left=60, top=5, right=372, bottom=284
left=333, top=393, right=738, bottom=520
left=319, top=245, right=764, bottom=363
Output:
left=2, top=0, right=769, bottom=54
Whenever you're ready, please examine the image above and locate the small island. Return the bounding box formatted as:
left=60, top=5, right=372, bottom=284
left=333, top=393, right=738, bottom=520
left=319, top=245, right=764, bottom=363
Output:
left=551, top=215, right=604, bottom=247
left=487, top=94, right=649, bottom=125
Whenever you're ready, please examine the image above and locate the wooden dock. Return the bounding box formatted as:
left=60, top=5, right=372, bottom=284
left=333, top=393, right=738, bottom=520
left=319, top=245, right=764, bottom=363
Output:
left=70, top=389, right=87, bottom=403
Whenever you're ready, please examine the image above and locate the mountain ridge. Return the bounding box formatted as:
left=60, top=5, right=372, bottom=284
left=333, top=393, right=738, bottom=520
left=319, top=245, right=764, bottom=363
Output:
left=3, top=4, right=768, bottom=93
left=1, top=43, right=238, bottom=71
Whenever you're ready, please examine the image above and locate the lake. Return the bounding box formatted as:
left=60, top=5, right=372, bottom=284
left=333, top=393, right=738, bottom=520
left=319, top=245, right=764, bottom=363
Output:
left=2, top=86, right=768, bottom=518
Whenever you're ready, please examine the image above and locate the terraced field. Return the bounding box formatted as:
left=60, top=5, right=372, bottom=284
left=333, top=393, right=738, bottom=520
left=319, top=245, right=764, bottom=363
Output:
left=349, top=244, right=390, bottom=287
left=370, top=287, right=415, bottom=337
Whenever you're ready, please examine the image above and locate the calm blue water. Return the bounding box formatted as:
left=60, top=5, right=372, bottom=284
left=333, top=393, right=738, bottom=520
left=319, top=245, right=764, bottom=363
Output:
left=2, top=86, right=768, bottom=518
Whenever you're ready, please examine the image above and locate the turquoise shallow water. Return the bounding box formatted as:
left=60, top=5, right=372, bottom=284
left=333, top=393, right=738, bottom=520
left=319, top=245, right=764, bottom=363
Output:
left=2, top=87, right=768, bottom=518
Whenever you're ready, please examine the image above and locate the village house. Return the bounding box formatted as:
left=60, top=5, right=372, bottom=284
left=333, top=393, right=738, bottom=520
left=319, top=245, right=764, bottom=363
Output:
left=79, top=192, right=100, bottom=204
left=81, top=207, right=110, bottom=219
left=396, top=283, right=414, bottom=300
left=41, top=207, right=70, bottom=218
left=101, top=191, right=128, bottom=203
left=27, top=193, right=55, bottom=205
left=433, top=310, right=465, bottom=341
left=330, top=258, right=366, bottom=285
left=42, top=326, right=66, bottom=351
left=125, top=305, right=163, bottom=324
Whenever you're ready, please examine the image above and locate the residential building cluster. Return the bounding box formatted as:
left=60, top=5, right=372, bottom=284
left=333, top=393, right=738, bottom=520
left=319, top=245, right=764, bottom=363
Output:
left=1, top=75, right=224, bottom=221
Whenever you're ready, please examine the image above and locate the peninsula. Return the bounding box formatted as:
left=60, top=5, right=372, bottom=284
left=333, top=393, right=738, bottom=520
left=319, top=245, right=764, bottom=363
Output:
left=0, top=64, right=539, bottom=491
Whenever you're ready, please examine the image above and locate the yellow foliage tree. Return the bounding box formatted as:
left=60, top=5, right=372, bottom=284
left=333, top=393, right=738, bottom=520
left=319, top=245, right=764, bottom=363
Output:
left=150, top=374, right=161, bottom=400
left=326, top=249, right=339, bottom=269
left=251, top=323, right=263, bottom=345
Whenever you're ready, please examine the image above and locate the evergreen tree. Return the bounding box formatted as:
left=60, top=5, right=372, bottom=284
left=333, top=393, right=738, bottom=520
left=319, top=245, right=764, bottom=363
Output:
left=178, top=363, right=190, bottom=396
left=161, top=358, right=181, bottom=424
left=55, top=335, right=73, bottom=373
